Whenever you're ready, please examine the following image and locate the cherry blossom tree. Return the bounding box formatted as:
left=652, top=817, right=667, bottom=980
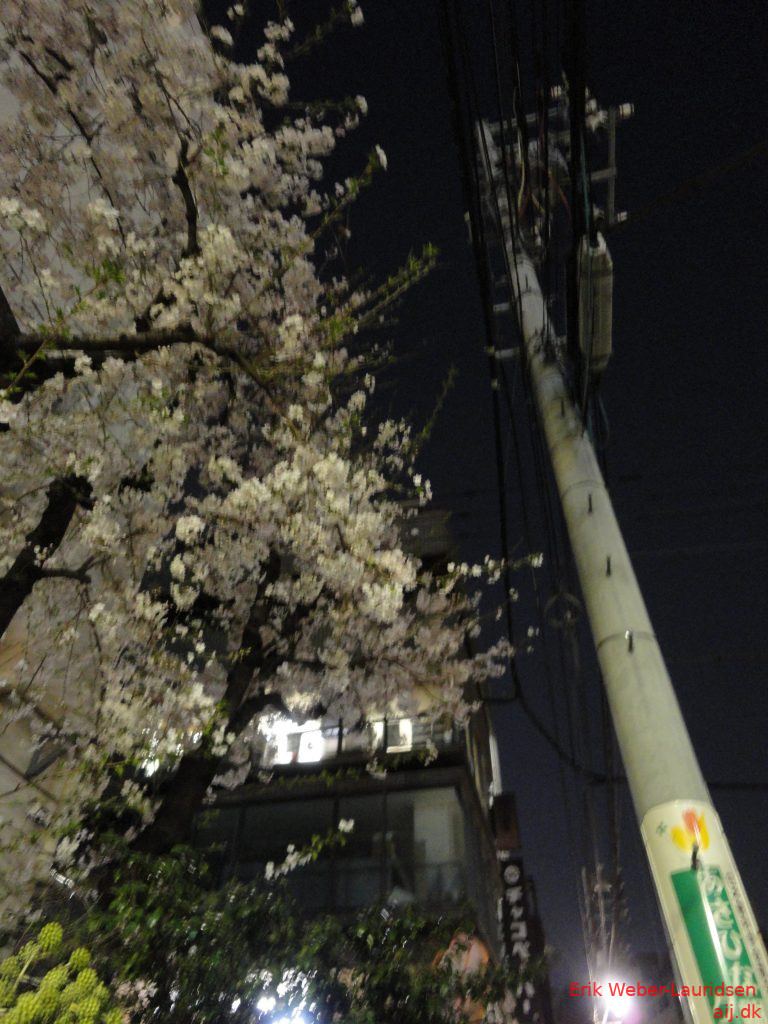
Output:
left=0, top=0, right=511, bottom=942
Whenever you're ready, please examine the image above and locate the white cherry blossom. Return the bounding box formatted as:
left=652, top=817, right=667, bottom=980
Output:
left=0, top=0, right=510, bottom=923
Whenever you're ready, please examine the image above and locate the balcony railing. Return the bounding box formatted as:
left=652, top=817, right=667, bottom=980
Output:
left=255, top=714, right=464, bottom=770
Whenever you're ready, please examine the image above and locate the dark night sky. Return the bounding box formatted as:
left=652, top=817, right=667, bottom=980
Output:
left=287, top=0, right=768, bottom=999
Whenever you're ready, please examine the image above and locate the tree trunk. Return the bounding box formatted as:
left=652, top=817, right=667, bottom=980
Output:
left=131, top=559, right=304, bottom=855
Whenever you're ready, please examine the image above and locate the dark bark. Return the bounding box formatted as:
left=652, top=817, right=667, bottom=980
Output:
left=226, top=688, right=288, bottom=737
left=11, top=326, right=199, bottom=356
left=130, top=639, right=262, bottom=854
left=0, top=475, right=93, bottom=637
left=1, top=327, right=258, bottom=405
left=132, top=560, right=309, bottom=855
left=172, top=140, right=200, bottom=258
left=0, top=282, right=21, bottom=377
left=130, top=686, right=285, bottom=856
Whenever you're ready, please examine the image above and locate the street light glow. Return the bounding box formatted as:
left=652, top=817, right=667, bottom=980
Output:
left=600, top=980, right=633, bottom=1023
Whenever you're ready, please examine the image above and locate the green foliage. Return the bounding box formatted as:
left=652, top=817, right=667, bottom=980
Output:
left=0, top=923, right=121, bottom=1024
left=51, top=833, right=528, bottom=1024
left=77, top=843, right=303, bottom=1024
left=2, top=778, right=535, bottom=1023
left=317, top=905, right=530, bottom=1024
left=85, top=258, right=125, bottom=288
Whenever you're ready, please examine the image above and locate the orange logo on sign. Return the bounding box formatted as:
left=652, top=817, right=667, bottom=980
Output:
left=671, top=809, right=709, bottom=853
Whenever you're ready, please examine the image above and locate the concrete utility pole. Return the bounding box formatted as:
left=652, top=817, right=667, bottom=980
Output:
left=478, top=122, right=768, bottom=1024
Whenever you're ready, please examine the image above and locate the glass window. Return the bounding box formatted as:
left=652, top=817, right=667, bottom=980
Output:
left=239, top=799, right=334, bottom=862
left=335, top=793, right=386, bottom=907
left=218, top=787, right=469, bottom=913
left=410, top=788, right=465, bottom=905
left=336, top=788, right=467, bottom=909
left=233, top=799, right=335, bottom=906
left=385, top=791, right=416, bottom=900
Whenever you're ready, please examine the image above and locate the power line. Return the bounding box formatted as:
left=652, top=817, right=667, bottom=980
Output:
left=616, top=138, right=768, bottom=231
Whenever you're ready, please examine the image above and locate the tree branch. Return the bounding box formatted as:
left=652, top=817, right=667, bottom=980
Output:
left=172, top=140, right=200, bottom=258
left=226, top=689, right=288, bottom=737
left=36, top=564, right=93, bottom=585
left=0, top=281, right=22, bottom=376
left=1, top=327, right=264, bottom=406
left=0, top=328, right=195, bottom=398
left=10, top=326, right=199, bottom=355
left=0, top=328, right=202, bottom=401
left=0, top=476, right=93, bottom=638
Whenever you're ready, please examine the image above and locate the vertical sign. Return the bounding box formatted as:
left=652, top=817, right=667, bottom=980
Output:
left=642, top=800, right=768, bottom=1024
left=497, top=852, right=550, bottom=1024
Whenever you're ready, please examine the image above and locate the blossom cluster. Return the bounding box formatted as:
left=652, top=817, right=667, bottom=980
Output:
left=0, top=0, right=511, bottom=923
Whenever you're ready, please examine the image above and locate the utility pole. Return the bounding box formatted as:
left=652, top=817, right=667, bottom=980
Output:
left=477, top=119, right=768, bottom=1024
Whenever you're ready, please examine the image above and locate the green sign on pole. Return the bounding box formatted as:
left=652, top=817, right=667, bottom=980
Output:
left=643, top=801, right=768, bottom=1024
left=672, top=866, right=762, bottom=1018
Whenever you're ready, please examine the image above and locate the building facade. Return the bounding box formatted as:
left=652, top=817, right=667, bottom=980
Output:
left=200, top=708, right=503, bottom=956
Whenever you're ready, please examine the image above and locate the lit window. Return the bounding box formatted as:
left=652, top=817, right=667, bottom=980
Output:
left=386, top=718, right=412, bottom=753
left=297, top=729, right=324, bottom=763
left=260, top=716, right=324, bottom=766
